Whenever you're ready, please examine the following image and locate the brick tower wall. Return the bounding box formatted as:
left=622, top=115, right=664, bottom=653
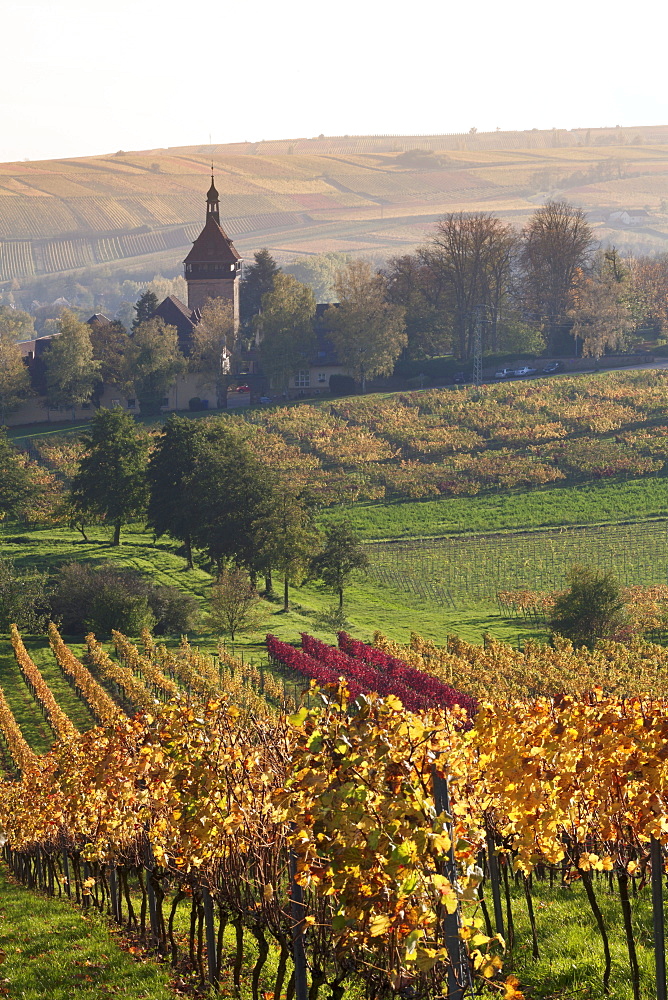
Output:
left=187, top=277, right=239, bottom=331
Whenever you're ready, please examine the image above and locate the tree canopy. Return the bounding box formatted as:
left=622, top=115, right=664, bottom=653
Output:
left=190, top=297, right=235, bottom=402
left=326, top=261, right=406, bottom=391
left=0, top=306, right=35, bottom=342
left=124, top=318, right=185, bottom=416
left=549, top=566, right=627, bottom=650
left=0, top=330, right=31, bottom=420
left=188, top=422, right=269, bottom=573
left=44, top=310, right=100, bottom=412
left=309, top=521, right=369, bottom=608
left=240, top=249, right=280, bottom=328
left=419, top=212, right=516, bottom=359
left=253, top=489, right=320, bottom=610
left=146, top=415, right=201, bottom=569
left=0, top=431, right=37, bottom=523
left=520, top=200, right=597, bottom=354
left=70, top=408, right=149, bottom=545
left=132, top=290, right=159, bottom=332
left=258, top=274, right=316, bottom=392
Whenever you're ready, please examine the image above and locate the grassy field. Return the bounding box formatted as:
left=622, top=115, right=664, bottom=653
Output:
left=365, top=519, right=668, bottom=607
left=322, top=476, right=668, bottom=539
left=0, top=866, right=175, bottom=1000
left=505, top=875, right=657, bottom=1000
left=0, top=520, right=549, bottom=651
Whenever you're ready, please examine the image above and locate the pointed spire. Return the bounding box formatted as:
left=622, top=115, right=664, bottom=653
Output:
left=206, top=167, right=220, bottom=224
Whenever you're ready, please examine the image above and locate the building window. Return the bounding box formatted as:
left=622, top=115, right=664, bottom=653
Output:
left=127, top=399, right=136, bottom=409
left=81, top=402, right=91, bottom=410
left=318, top=373, right=327, bottom=384
left=295, top=370, right=310, bottom=388
left=161, top=397, right=169, bottom=407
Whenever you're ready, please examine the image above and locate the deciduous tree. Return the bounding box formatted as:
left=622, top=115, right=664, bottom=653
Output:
left=0, top=330, right=31, bottom=420
left=549, top=566, right=626, bottom=650
left=0, top=306, right=35, bottom=342
left=190, top=297, right=235, bottom=403
left=44, top=310, right=100, bottom=413
left=208, top=567, right=267, bottom=641
left=124, top=318, right=185, bottom=416
left=189, top=422, right=268, bottom=574
left=418, top=213, right=516, bottom=359
left=569, top=258, right=634, bottom=361
left=326, top=261, right=406, bottom=392
left=258, top=274, right=316, bottom=393
left=70, top=408, right=149, bottom=545
left=0, top=431, right=37, bottom=523
left=146, top=415, right=201, bottom=569
left=519, top=201, right=597, bottom=354
left=88, top=319, right=129, bottom=390
left=253, top=490, right=320, bottom=611
left=309, top=521, right=369, bottom=609
left=384, top=253, right=453, bottom=358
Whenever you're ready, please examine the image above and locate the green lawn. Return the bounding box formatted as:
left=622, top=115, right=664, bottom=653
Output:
left=0, top=865, right=174, bottom=1000
left=321, top=476, right=668, bottom=540
left=506, top=874, right=659, bottom=1000
left=0, top=640, right=55, bottom=754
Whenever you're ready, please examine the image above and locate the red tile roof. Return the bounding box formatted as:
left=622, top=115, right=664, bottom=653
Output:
left=183, top=216, right=240, bottom=265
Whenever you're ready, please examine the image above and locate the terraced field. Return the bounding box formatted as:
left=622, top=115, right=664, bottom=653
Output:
left=4, top=124, right=668, bottom=283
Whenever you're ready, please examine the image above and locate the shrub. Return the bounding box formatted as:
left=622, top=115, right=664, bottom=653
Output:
left=329, top=374, right=357, bottom=396
left=0, top=557, right=50, bottom=632
left=208, top=567, right=267, bottom=641
left=49, top=563, right=199, bottom=636
left=87, top=585, right=156, bottom=637
left=148, top=586, right=200, bottom=634
left=549, top=566, right=627, bottom=650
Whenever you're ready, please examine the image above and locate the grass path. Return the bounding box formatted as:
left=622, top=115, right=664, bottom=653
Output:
left=0, top=864, right=174, bottom=1000
left=25, top=638, right=96, bottom=732
left=0, top=640, right=53, bottom=754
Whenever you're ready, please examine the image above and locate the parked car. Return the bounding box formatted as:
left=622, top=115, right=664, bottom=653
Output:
left=235, top=384, right=251, bottom=393
left=259, top=396, right=272, bottom=404
left=494, top=368, right=516, bottom=378
left=543, top=361, right=563, bottom=374
left=514, top=366, right=538, bottom=376
left=452, top=371, right=469, bottom=383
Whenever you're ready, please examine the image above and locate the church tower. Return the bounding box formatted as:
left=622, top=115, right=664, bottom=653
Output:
left=184, top=175, right=241, bottom=328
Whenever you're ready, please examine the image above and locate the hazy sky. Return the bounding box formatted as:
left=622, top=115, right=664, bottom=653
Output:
left=2, top=0, right=667, bottom=163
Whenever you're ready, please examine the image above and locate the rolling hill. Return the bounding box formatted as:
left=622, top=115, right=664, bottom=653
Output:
left=3, top=124, right=668, bottom=286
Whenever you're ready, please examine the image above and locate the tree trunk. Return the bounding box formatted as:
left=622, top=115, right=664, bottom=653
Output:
left=338, top=586, right=344, bottom=610
left=184, top=533, right=194, bottom=570
left=265, top=567, right=273, bottom=595
left=112, top=519, right=121, bottom=546
left=284, top=573, right=289, bottom=611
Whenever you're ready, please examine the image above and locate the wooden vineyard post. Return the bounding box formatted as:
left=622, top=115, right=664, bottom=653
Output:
left=143, top=842, right=160, bottom=950
left=63, top=850, right=71, bottom=898
left=109, top=864, right=120, bottom=924
left=202, top=885, right=218, bottom=987
left=651, top=838, right=667, bottom=1000
left=432, top=764, right=470, bottom=1000
left=289, top=849, right=309, bottom=1000
left=485, top=826, right=505, bottom=939
left=82, top=860, right=91, bottom=911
